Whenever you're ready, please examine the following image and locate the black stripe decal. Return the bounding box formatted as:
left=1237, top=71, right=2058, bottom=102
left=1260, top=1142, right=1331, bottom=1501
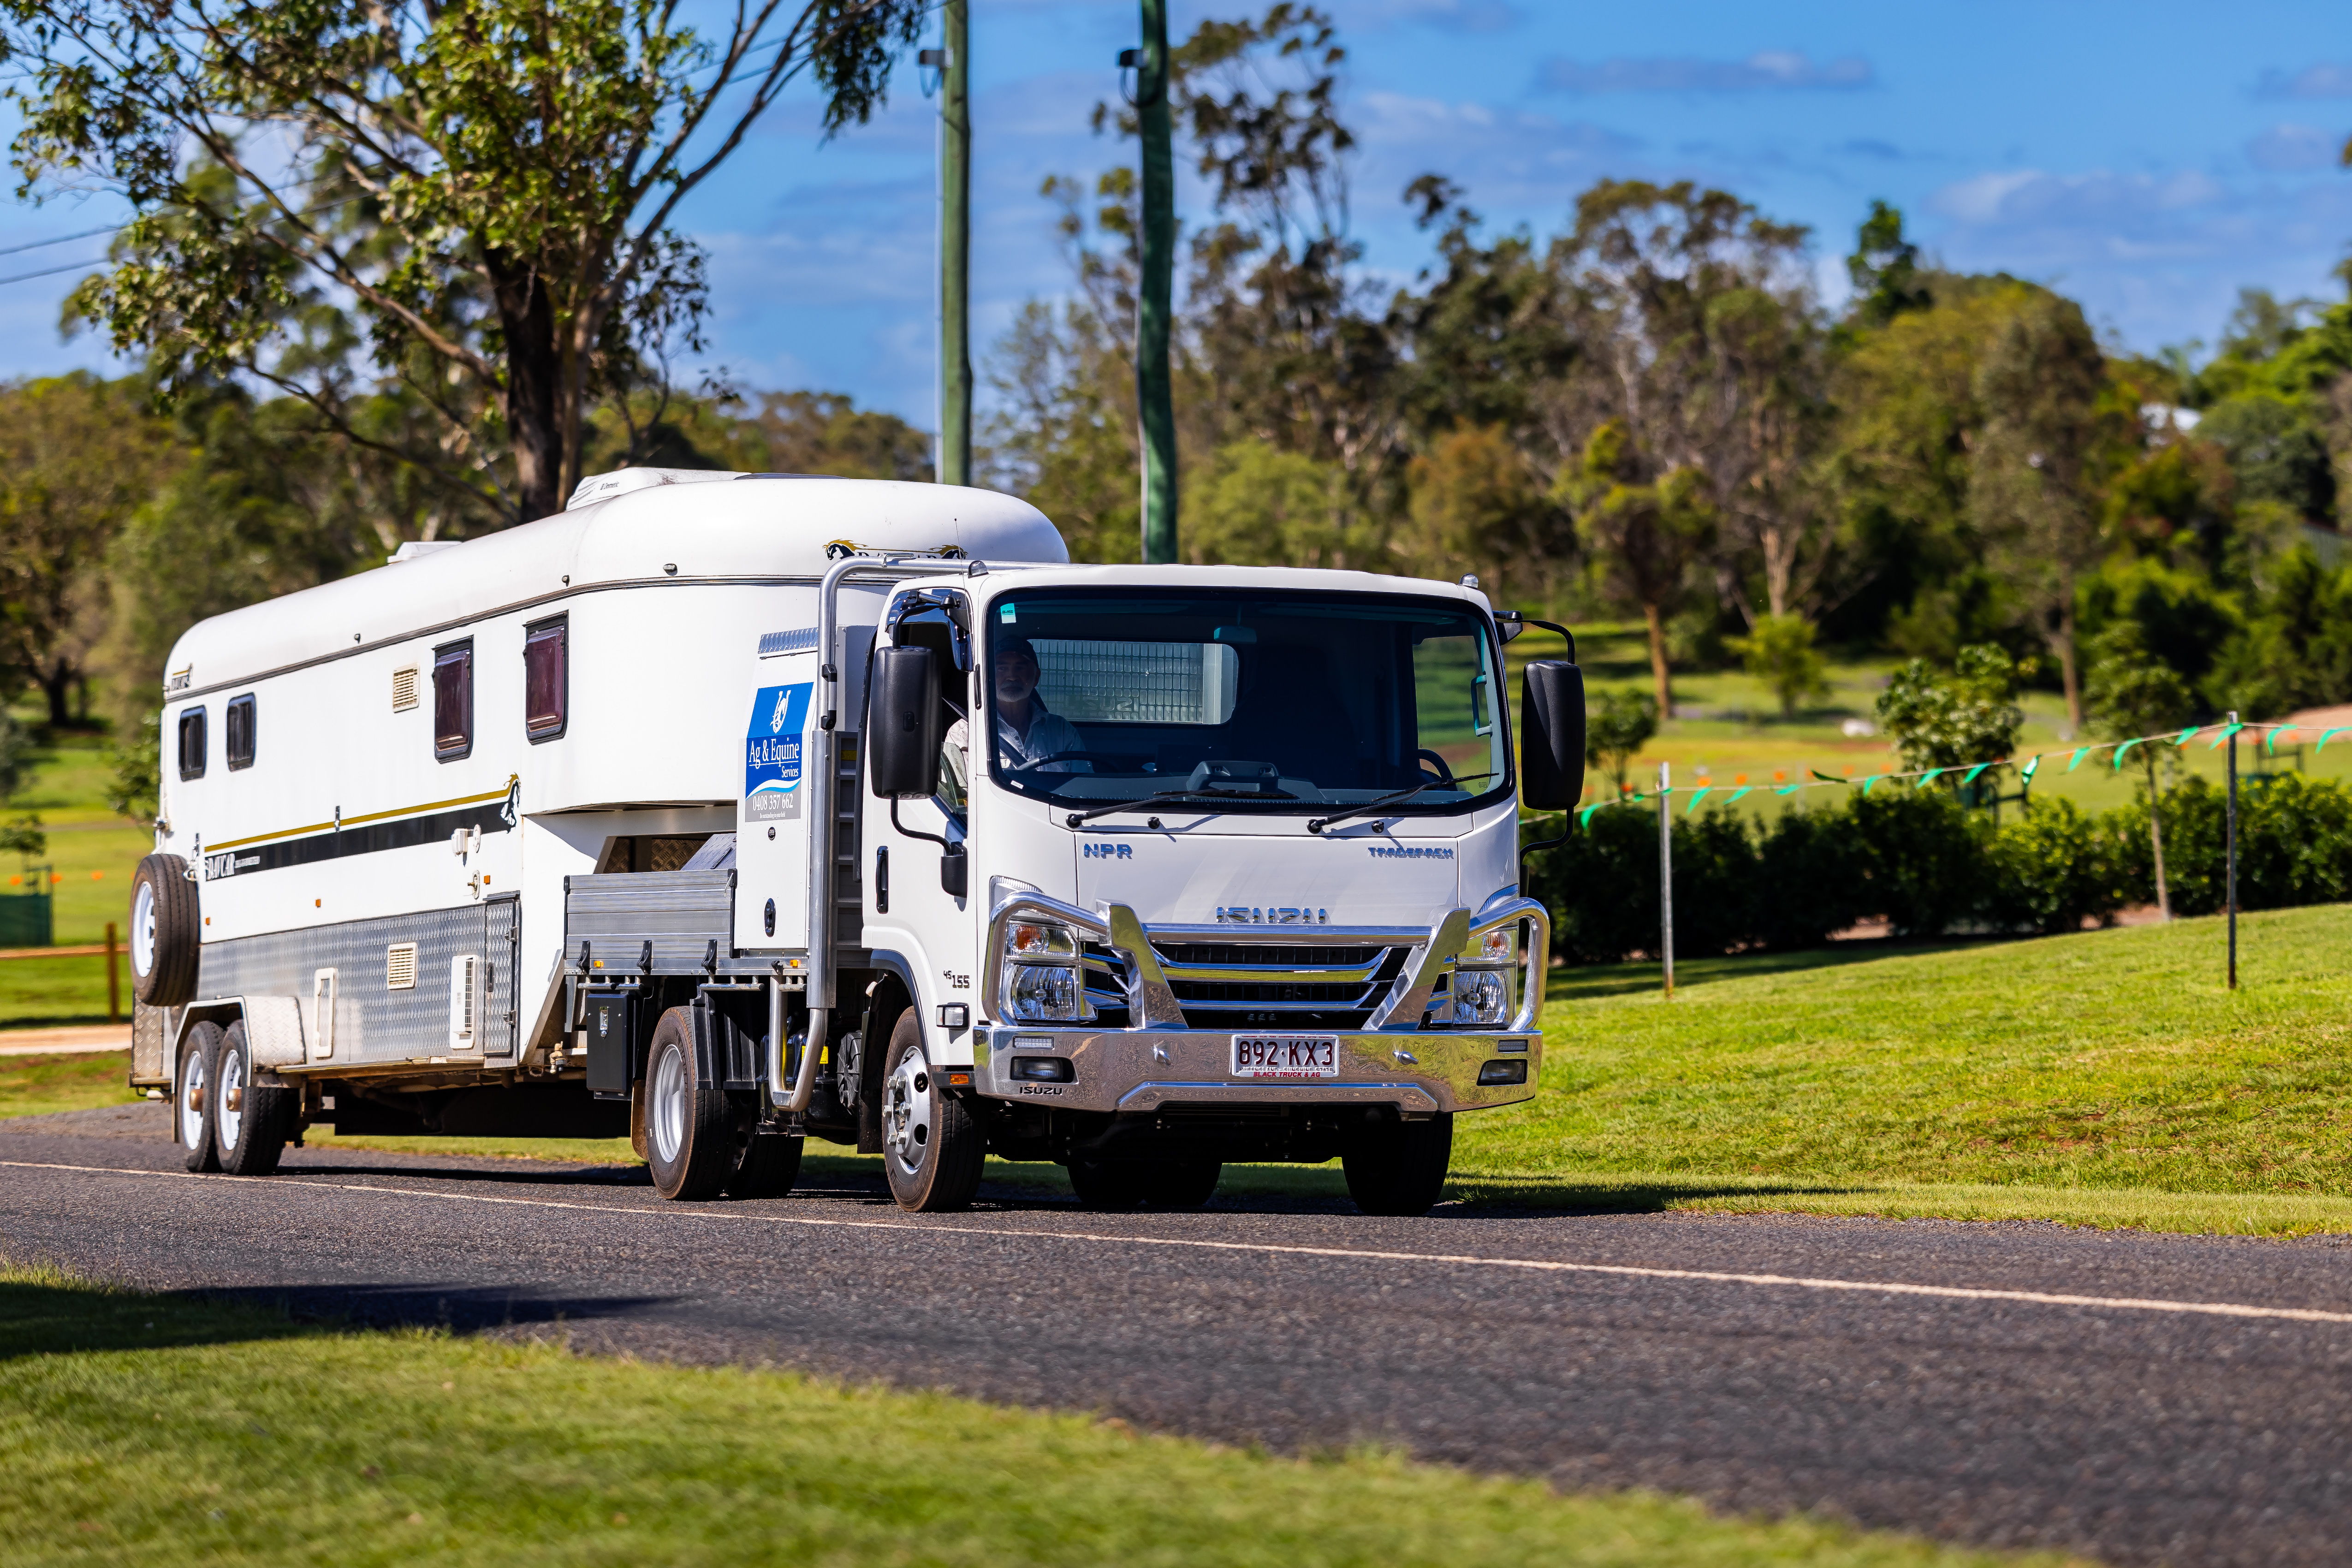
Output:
left=202, top=793, right=517, bottom=881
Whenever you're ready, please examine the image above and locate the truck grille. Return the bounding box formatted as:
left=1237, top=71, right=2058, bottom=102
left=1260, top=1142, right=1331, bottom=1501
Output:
left=1151, top=941, right=1409, bottom=1030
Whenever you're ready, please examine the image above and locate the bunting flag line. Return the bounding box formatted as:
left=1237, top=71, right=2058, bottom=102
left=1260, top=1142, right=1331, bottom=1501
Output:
left=1561, top=716, right=2313, bottom=826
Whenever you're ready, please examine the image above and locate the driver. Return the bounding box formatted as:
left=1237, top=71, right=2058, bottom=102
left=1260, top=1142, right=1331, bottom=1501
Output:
left=945, top=636, right=1087, bottom=779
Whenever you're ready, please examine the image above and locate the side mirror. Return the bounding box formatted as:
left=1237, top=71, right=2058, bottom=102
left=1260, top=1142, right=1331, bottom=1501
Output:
left=867, top=644, right=942, bottom=799
left=1519, top=660, right=1586, bottom=812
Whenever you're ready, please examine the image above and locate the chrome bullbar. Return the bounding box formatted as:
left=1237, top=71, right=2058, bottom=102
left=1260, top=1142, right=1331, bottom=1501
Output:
left=977, top=889, right=1550, bottom=1115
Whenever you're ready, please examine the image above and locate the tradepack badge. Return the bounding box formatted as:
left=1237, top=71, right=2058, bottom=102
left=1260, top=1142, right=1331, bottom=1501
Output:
left=744, top=683, right=813, bottom=820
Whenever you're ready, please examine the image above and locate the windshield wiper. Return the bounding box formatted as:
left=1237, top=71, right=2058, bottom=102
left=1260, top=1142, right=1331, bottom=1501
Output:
left=1307, top=779, right=1438, bottom=835
left=1063, top=785, right=1295, bottom=828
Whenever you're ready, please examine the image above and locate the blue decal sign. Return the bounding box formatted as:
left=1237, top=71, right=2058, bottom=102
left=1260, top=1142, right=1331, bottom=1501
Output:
left=745, top=683, right=813, bottom=821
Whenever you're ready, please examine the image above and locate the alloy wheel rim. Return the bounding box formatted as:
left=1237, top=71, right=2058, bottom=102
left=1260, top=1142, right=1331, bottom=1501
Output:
left=649, top=1045, right=685, bottom=1164
left=217, top=1046, right=245, bottom=1151
left=132, top=883, right=156, bottom=978
left=884, top=1049, right=933, bottom=1176
left=178, top=1051, right=206, bottom=1149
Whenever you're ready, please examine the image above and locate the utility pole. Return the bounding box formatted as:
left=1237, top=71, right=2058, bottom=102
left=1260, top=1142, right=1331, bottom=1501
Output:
left=2227, top=712, right=2239, bottom=991
left=935, top=0, right=972, bottom=487
left=1657, top=761, right=1675, bottom=999
left=1134, top=0, right=1178, bottom=563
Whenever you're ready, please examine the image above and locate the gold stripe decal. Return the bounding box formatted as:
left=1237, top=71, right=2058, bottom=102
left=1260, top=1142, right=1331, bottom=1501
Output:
left=206, top=777, right=521, bottom=852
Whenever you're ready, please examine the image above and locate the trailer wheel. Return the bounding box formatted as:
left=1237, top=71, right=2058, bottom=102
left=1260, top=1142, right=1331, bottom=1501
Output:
left=175, top=1021, right=222, bottom=1173
left=880, top=1011, right=982, bottom=1212
left=1341, top=1112, right=1453, bottom=1217
left=129, top=854, right=200, bottom=1007
left=214, top=1021, right=293, bottom=1176
left=726, top=1128, right=803, bottom=1200
left=643, top=1007, right=731, bottom=1200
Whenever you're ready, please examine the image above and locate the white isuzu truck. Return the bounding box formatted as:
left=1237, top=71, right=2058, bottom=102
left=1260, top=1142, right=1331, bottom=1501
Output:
left=126, top=469, right=1584, bottom=1215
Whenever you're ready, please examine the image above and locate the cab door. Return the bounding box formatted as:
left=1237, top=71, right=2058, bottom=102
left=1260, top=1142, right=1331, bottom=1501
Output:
left=861, top=589, right=978, bottom=1035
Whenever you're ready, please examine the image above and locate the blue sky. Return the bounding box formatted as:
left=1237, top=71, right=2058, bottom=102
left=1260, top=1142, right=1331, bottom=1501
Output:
left=0, top=0, right=2347, bottom=432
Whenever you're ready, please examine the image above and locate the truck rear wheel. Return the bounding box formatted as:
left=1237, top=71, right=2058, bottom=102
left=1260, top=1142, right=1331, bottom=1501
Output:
left=643, top=1007, right=731, bottom=1200
left=1342, top=1112, right=1453, bottom=1217
left=214, top=1020, right=293, bottom=1176
left=175, top=1021, right=222, bottom=1173
left=880, top=1011, right=982, bottom=1212
left=130, top=854, right=200, bottom=1007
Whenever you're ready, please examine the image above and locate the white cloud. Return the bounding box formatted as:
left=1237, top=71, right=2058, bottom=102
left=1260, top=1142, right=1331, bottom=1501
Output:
left=2247, top=123, right=2341, bottom=172
left=2255, top=63, right=2352, bottom=99
left=1536, top=50, right=1873, bottom=94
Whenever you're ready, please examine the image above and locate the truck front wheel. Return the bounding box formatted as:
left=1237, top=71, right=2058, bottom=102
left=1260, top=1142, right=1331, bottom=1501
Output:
left=880, top=1012, right=982, bottom=1212
left=1341, top=1112, right=1453, bottom=1217
left=643, top=1007, right=732, bottom=1200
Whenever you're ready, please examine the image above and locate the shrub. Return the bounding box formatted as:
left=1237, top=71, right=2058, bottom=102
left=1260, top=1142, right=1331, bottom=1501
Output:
left=1751, top=806, right=1867, bottom=949
left=1846, top=789, right=1992, bottom=936
left=1987, top=798, right=2120, bottom=935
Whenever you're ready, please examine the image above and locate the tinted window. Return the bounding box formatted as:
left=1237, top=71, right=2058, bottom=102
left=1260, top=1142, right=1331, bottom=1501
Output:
left=433, top=642, right=473, bottom=760
left=225, top=694, right=256, bottom=770
left=177, top=707, right=206, bottom=780
left=524, top=620, right=566, bottom=741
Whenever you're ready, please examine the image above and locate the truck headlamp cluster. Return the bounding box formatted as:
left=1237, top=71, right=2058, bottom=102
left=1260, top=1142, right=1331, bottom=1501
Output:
left=1449, top=967, right=1512, bottom=1026
left=1443, top=914, right=1536, bottom=1028
left=1002, top=918, right=1089, bottom=1023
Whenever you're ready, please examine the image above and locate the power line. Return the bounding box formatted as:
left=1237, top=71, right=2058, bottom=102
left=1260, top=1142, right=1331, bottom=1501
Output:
left=0, top=224, right=124, bottom=260
left=0, top=256, right=110, bottom=287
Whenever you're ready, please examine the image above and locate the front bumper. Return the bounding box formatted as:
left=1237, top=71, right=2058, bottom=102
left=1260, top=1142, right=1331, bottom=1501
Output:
left=973, top=1026, right=1541, bottom=1116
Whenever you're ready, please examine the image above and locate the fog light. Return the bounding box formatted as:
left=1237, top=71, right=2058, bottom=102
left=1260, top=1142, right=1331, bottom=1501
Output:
left=1005, top=963, right=1083, bottom=1021
left=1010, top=1056, right=1074, bottom=1082
left=1477, top=1059, right=1527, bottom=1086
left=1451, top=968, right=1510, bottom=1025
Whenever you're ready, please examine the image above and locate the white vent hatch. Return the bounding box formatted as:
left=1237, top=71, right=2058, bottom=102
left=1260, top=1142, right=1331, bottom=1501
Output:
left=392, top=665, right=419, bottom=712
left=385, top=943, right=418, bottom=990
left=448, top=955, right=480, bottom=1051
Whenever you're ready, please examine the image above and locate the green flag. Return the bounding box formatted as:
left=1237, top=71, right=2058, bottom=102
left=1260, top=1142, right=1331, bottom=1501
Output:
left=2171, top=725, right=2198, bottom=747
left=2206, top=723, right=2244, bottom=750
left=2113, top=737, right=2144, bottom=771
left=1684, top=786, right=1714, bottom=814
left=1915, top=767, right=1945, bottom=789
left=1812, top=769, right=1848, bottom=784
left=2067, top=747, right=2091, bottom=772
left=1774, top=783, right=1803, bottom=796
left=1726, top=785, right=1753, bottom=805
left=2019, top=754, right=2042, bottom=782
left=1961, top=761, right=1994, bottom=785
left=2321, top=727, right=2349, bottom=752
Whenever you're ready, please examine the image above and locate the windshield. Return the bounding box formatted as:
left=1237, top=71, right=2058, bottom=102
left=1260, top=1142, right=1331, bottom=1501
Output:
left=979, top=589, right=1509, bottom=813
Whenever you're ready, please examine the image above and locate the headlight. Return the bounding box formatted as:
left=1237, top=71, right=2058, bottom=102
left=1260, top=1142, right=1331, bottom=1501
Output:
left=1005, top=963, right=1084, bottom=1022
left=1450, top=968, right=1511, bottom=1026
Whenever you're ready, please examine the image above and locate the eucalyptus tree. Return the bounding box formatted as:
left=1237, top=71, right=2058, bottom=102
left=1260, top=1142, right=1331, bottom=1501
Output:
left=2, top=0, right=925, bottom=523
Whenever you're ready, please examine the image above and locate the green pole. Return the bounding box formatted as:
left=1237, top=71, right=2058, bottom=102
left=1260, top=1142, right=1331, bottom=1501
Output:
left=1135, top=0, right=1178, bottom=563
left=938, top=0, right=972, bottom=487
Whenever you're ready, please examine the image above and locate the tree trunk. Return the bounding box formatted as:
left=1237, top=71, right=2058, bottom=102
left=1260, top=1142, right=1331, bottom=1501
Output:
left=2055, top=601, right=2083, bottom=731
left=1643, top=601, right=1673, bottom=716
left=2145, top=753, right=2170, bottom=922
left=491, top=256, right=566, bottom=524
left=39, top=658, right=72, bottom=728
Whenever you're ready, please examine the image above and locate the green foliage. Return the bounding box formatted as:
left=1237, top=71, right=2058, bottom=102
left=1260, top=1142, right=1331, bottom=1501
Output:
left=0, top=813, right=45, bottom=864
left=1581, top=689, right=1658, bottom=794
left=2199, top=393, right=2337, bottom=522
left=1726, top=613, right=1829, bottom=717
left=1845, top=199, right=1931, bottom=328
left=4, top=0, right=928, bottom=520
left=2204, top=545, right=2352, bottom=717
left=1874, top=644, right=2026, bottom=773
left=0, top=708, right=25, bottom=802
left=103, top=720, right=159, bottom=822
left=2084, top=622, right=2195, bottom=752
left=1538, top=767, right=2352, bottom=966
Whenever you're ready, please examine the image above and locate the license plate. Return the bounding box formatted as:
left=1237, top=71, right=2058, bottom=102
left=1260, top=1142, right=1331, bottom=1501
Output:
left=1231, top=1034, right=1340, bottom=1080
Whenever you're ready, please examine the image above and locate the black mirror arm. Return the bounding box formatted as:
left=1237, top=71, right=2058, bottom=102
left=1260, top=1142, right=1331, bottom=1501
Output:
left=890, top=796, right=959, bottom=853
left=1518, top=810, right=1573, bottom=890
left=1522, top=617, right=1576, bottom=663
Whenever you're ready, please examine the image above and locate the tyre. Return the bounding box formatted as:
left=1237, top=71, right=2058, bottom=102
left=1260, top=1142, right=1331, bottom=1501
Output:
left=1068, top=1157, right=1221, bottom=1211
left=214, top=1020, right=293, bottom=1176
left=642, top=1006, right=732, bottom=1201
left=174, top=1021, right=222, bottom=1173
left=726, top=1127, right=803, bottom=1200
left=1341, top=1112, right=1453, bottom=1217
left=129, top=854, right=200, bottom=1007
left=880, top=1010, right=982, bottom=1212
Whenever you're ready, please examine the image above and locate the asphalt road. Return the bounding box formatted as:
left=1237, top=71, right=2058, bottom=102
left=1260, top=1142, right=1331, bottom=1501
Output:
left=6, top=1105, right=2352, bottom=1568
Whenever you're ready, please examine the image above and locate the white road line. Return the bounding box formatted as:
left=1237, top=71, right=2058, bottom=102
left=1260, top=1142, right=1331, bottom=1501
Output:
left=8, top=1158, right=2350, bottom=1328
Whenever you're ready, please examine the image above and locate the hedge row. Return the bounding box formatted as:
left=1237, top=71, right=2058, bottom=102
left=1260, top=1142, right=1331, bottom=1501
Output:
left=1527, top=773, right=2352, bottom=966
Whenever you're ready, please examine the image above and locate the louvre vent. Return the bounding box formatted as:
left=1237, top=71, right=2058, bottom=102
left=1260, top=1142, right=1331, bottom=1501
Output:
left=392, top=665, right=420, bottom=712
left=386, top=943, right=418, bottom=990
left=449, top=954, right=479, bottom=1049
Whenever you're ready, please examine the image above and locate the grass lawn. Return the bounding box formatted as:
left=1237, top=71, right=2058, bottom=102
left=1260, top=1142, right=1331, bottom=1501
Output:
left=0, top=1266, right=2075, bottom=1568
left=1451, top=902, right=2352, bottom=1234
